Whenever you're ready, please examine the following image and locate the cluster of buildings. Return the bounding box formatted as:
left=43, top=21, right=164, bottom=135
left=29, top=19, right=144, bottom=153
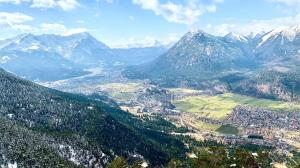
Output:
left=196, top=105, right=300, bottom=153
left=228, top=105, right=300, bottom=131
left=202, top=131, right=295, bottom=154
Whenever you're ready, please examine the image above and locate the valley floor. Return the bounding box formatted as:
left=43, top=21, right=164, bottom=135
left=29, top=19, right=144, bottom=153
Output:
left=41, top=71, right=300, bottom=167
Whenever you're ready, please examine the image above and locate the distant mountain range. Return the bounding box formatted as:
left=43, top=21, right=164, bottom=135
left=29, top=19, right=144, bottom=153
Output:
left=3, top=26, right=300, bottom=100
left=0, top=33, right=167, bottom=81
left=124, top=26, right=300, bottom=100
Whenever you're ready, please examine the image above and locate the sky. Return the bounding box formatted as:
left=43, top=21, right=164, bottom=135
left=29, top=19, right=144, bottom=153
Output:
left=0, top=0, right=300, bottom=48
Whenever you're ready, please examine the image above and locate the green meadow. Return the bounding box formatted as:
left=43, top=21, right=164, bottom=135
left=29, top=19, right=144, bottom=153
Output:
left=174, top=93, right=300, bottom=120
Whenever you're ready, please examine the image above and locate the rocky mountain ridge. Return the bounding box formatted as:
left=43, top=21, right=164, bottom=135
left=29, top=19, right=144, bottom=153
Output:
left=0, top=33, right=167, bottom=81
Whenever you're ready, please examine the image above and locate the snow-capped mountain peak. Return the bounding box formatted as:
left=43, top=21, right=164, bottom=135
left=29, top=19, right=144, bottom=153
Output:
left=182, top=29, right=213, bottom=43
left=246, top=32, right=265, bottom=40
left=224, top=32, right=248, bottom=42
left=257, top=25, right=300, bottom=47
left=189, top=28, right=205, bottom=35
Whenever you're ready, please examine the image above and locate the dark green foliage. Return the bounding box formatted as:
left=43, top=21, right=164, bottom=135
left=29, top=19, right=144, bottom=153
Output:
left=166, top=147, right=272, bottom=168
left=136, top=114, right=189, bottom=133
left=0, top=69, right=187, bottom=167
left=0, top=118, right=80, bottom=168
left=248, top=135, right=264, bottom=140
left=239, top=144, right=273, bottom=152
left=230, top=70, right=300, bottom=101
left=233, top=149, right=260, bottom=168
left=216, top=124, right=239, bottom=135
left=189, top=147, right=230, bottom=168
left=166, top=159, right=185, bottom=168
left=107, top=157, right=145, bottom=168
left=286, top=151, right=300, bottom=168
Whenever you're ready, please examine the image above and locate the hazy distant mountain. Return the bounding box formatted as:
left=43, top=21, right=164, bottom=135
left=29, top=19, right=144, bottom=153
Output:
left=110, top=40, right=168, bottom=65
left=114, top=40, right=168, bottom=49
left=112, top=46, right=167, bottom=65
left=0, top=68, right=186, bottom=167
left=0, top=33, right=168, bottom=81
left=224, top=32, right=249, bottom=43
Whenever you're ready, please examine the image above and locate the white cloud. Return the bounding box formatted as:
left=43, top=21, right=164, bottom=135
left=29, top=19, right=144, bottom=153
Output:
left=0, top=11, right=86, bottom=35
left=204, top=13, right=300, bottom=36
left=0, top=12, right=33, bottom=24
left=61, top=27, right=87, bottom=36
left=56, top=0, right=79, bottom=11
left=0, top=0, right=80, bottom=11
left=31, top=0, right=56, bottom=8
left=132, top=0, right=219, bottom=25
left=214, top=0, right=224, bottom=3
left=30, top=0, right=79, bottom=11
left=10, top=24, right=33, bottom=31
left=110, top=36, right=156, bottom=48
left=40, top=23, right=66, bottom=31
left=160, top=33, right=181, bottom=46
left=0, top=0, right=29, bottom=4
left=267, top=0, right=300, bottom=6
left=206, top=5, right=217, bottom=13
left=39, top=23, right=87, bottom=35
left=109, top=33, right=180, bottom=48
left=0, top=12, right=33, bottom=31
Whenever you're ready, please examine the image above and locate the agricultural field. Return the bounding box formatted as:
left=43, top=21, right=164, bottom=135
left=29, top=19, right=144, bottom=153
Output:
left=180, top=113, right=221, bottom=131
left=96, top=82, right=143, bottom=102
left=283, top=131, right=300, bottom=151
left=174, top=93, right=300, bottom=120
left=216, top=124, right=239, bottom=135
left=168, top=88, right=203, bottom=95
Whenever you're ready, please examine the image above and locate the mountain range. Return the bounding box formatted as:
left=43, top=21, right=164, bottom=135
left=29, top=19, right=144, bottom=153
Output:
left=0, top=33, right=167, bottom=81
left=124, top=26, right=300, bottom=100
left=2, top=26, right=300, bottom=100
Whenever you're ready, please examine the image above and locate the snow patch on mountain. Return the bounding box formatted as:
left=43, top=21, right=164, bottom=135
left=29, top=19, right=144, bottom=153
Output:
left=224, top=32, right=248, bottom=42
left=0, top=56, right=11, bottom=63
left=257, top=25, right=300, bottom=47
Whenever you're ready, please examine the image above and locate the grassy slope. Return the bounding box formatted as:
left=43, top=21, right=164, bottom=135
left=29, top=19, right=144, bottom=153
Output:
left=174, top=93, right=300, bottom=120
left=216, top=124, right=239, bottom=135
left=96, top=82, right=143, bottom=102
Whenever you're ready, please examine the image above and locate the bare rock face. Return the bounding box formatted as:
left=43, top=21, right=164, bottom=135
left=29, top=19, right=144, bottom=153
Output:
left=136, top=86, right=175, bottom=113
